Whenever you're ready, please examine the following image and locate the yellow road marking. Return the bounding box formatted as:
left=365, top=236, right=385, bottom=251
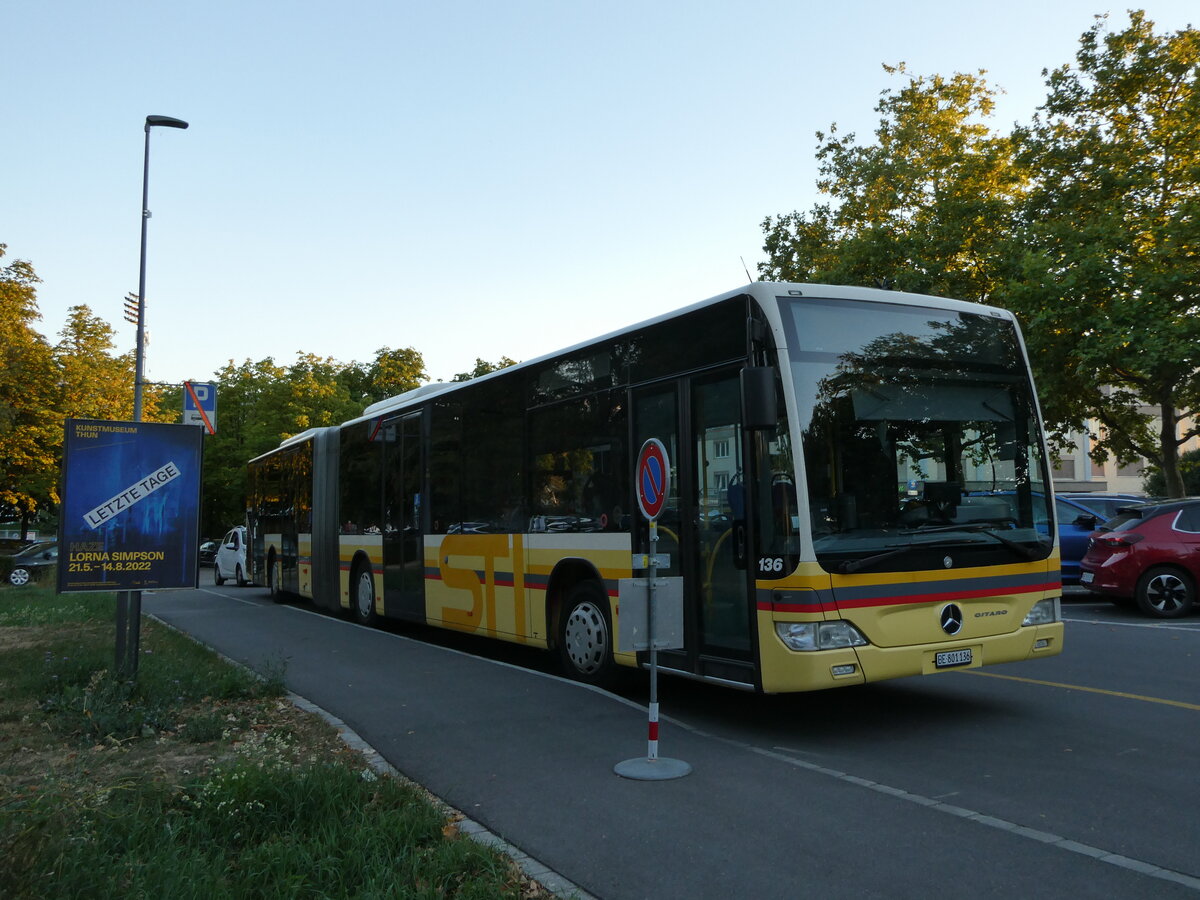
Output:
left=965, top=670, right=1200, bottom=711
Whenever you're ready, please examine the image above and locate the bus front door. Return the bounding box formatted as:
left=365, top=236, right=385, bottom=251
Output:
left=383, top=411, right=425, bottom=620
left=633, top=369, right=756, bottom=687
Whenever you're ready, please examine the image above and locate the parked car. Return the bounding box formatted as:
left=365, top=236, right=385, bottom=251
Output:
left=1058, top=492, right=1149, bottom=520
left=213, top=526, right=249, bottom=586
left=198, top=540, right=219, bottom=567
left=1080, top=499, right=1200, bottom=618
left=1054, top=495, right=1120, bottom=585
left=7, top=541, right=58, bottom=586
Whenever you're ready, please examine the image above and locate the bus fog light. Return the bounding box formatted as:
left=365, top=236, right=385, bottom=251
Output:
left=831, top=664, right=857, bottom=676
left=1034, top=638, right=1050, bottom=649
left=775, top=620, right=869, bottom=652
left=1022, top=598, right=1061, bottom=626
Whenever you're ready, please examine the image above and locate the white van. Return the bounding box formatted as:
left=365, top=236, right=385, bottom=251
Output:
left=213, top=526, right=248, bottom=586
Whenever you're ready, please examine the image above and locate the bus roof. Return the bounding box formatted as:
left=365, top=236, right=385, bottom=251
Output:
left=300, top=281, right=1018, bottom=438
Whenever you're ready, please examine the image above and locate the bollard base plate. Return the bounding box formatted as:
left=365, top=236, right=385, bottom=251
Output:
left=613, top=757, right=692, bottom=780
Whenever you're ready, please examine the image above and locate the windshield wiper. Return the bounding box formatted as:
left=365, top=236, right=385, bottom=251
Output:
left=901, top=521, right=1046, bottom=561
left=833, top=547, right=908, bottom=575
left=832, top=536, right=988, bottom=574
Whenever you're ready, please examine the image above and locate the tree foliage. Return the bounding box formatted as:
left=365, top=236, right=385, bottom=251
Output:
left=199, top=346, right=429, bottom=535
left=760, top=11, right=1200, bottom=497
left=451, top=356, right=518, bottom=382
left=0, top=245, right=59, bottom=537
left=760, top=65, right=1025, bottom=303
left=1009, top=11, right=1200, bottom=497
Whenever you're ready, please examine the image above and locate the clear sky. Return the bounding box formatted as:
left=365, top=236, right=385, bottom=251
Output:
left=4, top=2, right=1196, bottom=389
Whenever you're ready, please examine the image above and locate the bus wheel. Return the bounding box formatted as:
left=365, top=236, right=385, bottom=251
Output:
left=352, top=562, right=378, bottom=626
left=557, top=581, right=616, bottom=686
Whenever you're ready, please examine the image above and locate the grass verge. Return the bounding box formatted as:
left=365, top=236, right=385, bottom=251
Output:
left=0, top=585, right=548, bottom=898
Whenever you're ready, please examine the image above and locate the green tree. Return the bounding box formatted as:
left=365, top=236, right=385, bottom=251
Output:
left=1009, top=11, right=1200, bottom=497
left=760, top=65, right=1025, bottom=303
left=200, top=352, right=397, bottom=535
left=451, top=356, right=518, bottom=382
left=0, top=246, right=60, bottom=538
left=1143, top=448, right=1200, bottom=497
left=282, top=353, right=361, bottom=432
left=201, top=358, right=288, bottom=535
left=340, top=346, right=427, bottom=406
left=55, top=305, right=137, bottom=421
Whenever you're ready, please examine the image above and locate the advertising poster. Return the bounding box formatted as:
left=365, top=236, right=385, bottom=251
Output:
left=58, top=419, right=204, bottom=593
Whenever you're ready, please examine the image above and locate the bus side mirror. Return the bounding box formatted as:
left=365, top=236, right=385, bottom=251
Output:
left=742, top=367, right=777, bottom=430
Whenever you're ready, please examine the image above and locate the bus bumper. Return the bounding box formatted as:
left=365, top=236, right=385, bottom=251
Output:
left=758, top=619, right=1064, bottom=694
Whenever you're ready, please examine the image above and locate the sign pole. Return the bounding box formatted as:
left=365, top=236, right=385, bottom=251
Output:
left=615, top=438, right=691, bottom=780
left=646, top=519, right=660, bottom=761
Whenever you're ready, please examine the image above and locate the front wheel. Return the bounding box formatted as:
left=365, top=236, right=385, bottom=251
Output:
left=352, top=562, right=378, bottom=626
left=557, top=581, right=616, bottom=687
left=1135, top=566, right=1194, bottom=619
left=214, top=564, right=225, bottom=586
left=235, top=563, right=247, bottom=587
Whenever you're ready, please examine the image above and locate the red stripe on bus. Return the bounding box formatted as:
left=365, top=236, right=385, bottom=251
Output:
left=761, top=580, right=1060, bottom=613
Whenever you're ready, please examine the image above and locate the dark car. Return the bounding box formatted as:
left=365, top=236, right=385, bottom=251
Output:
left=1054, top=495, right=1122, bottom=585
left=7, top=541, right=59, bottom=587
left=1080, top=499, right=1200, bottom=618
left=198, top=540, right=219, bottom=566
left=1058, top=492, right=1149, bottom=520
left=968, top=491, right=1116, bottom=585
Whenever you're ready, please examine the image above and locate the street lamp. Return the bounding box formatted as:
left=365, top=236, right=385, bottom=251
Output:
left=133, top=114, right=188, bottom=422
left=120, top=114, right=187, bottom=681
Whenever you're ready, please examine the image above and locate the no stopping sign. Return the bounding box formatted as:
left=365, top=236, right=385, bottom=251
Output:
left=636, top=438, right=671, bottom=521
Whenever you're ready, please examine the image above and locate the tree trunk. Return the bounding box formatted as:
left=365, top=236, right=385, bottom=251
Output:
left=1159, top=399, right=1185, bottom=498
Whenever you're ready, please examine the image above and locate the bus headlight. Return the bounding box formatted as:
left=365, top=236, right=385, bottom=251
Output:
left=775, top=620, right=869, bottom=651
left=1022, top=598, right=1061, bottom=626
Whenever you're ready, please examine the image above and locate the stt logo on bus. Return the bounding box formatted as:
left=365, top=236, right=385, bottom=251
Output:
left=636, top=438, right=671, bottom=521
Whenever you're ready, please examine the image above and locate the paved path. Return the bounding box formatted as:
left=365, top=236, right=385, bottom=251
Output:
left=146, top=588, right=1199, bottom=899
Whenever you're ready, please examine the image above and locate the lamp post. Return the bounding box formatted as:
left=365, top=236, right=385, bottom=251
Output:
left=119, top=114, right=188, bottom=680
left=133, top=114, right=188, bottom=422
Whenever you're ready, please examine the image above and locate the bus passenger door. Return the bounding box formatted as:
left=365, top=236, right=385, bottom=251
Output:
left=633, top=368, right=756, bottom=687
left=383, top=411, right=425, bottom=620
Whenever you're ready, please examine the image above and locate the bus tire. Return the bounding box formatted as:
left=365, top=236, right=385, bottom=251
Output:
left=352, top=560, right=378, bottom=626
left=557, top=580, right=616, bottom=687
left=267, top=555, right=282, bottom=603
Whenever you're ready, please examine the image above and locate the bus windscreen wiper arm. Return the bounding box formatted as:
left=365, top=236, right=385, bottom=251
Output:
left=833, top=537, right=971, bottom=574
left=901, top=521, right=1043, bottom=561
left=833, top=547, right=908, bottom=574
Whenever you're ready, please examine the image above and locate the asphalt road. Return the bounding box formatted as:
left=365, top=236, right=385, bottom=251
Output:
left=145, top=584, right=1200, bottom=898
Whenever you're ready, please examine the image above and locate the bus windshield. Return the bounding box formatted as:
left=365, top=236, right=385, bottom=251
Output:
left=780, top=295, right=1053, bottom=575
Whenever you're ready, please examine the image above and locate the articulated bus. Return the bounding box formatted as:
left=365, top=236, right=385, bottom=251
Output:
left=246, top=282, right=1064, bottom=693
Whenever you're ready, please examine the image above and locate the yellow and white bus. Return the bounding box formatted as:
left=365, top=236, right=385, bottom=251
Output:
left=247, top=282, right=1063, bottom=693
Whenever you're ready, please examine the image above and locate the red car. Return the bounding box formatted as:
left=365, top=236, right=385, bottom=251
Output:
left=1080, top=499, right=1200, bottom=618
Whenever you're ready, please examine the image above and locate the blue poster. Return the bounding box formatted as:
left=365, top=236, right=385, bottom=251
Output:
left=58, top=419, right=204, bottom=592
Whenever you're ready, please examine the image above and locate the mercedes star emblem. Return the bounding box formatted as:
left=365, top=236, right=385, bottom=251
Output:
left=940, top=603, right=964, bottom=635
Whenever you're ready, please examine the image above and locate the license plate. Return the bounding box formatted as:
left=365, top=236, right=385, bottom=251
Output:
left=935, top=648, right=973, bottom=668
left=1080, top=571, right=1094, bottom=584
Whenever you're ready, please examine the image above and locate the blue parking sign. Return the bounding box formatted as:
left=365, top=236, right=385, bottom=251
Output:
left=182, top=381, right=217, bottom=433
